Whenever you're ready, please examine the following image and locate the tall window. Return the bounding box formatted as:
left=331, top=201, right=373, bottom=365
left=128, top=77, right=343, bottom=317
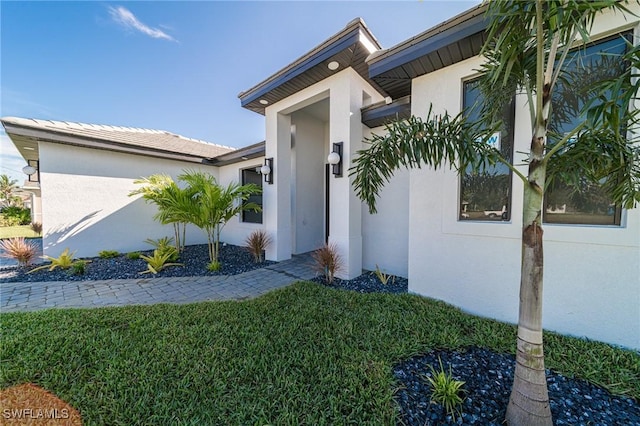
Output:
left=544, top=33, right=630, bottom=226
left=459, top=78, right=515, bottom=221
left=241, top=167, right=263, bottom=224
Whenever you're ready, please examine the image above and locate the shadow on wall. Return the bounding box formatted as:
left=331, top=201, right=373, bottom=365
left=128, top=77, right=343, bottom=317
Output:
left=43, top=198, right=208, bottom=258
left=44, top=210, right=101, bottom=255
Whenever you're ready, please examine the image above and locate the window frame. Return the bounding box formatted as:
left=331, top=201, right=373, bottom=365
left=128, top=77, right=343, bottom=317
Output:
left=240, top=166, right=263, bottom=224
left=543, top=31, right=632, bottom=227
left=458, top=76, right=516, bottom=223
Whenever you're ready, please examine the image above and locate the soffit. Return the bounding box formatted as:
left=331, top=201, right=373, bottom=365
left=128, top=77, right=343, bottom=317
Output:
left=367, top=3, right=488, bottom=99
left=239, top=18, right=385, bottom=115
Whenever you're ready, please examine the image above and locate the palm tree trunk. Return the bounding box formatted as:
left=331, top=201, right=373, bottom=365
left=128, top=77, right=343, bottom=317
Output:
left=173, top=223, right=181, bottom=253
left=506, top=135, right=552, bottom=425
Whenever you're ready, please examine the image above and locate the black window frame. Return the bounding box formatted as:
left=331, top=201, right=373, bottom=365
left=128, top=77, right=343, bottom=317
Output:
left=459, top=77, right=516, bottom=222
left=544, top=32, right=631, bottom=227
left=241, top=167, right=263, bottom=224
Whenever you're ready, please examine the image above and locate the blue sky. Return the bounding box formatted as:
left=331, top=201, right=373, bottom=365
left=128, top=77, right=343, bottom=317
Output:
left=1, top=0, right=478, bottom=183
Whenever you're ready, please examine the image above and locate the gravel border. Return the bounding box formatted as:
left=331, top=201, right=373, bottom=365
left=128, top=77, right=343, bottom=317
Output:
left=0, top=243, right=274, bottom=283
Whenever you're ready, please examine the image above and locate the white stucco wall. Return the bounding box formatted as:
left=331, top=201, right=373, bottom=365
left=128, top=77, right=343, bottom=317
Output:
left=39, top=143, right=217, bottom=258
left=361, top=126, right=410, bottom=278
left=407, top=9, right=640, bottom=350
left=291, top=110, right=327, bottom=254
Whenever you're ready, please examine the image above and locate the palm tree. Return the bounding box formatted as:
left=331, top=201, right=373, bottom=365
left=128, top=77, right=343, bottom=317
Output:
left=178, top=170, right=261, bottom=266
left=0, top=174, right=20, bottom=208
left=351, top=2, right=639, bottom=425
left=129, top=174, right=190, bottom=252
left=215, top=181, right=262, bottom=258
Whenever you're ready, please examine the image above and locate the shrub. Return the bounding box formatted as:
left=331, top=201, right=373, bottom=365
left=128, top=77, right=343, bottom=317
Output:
left=1, top=206, right=31, bottom=225
left=98, top=250, right=120, bottom=259
left=207, top=260, right=221, bottom=272
left=139, top=249, right=183, bottom=274
left=0, top=237, right=38, bottom=267
left=0, top=214, right=21, bottom=227
left=28, top=248, right=78, bottom=273
left=311, top=243, right=343, bottom=284
left=30, top=222, right=42, bottom=235
left=126, top=251, right=141, bottom=260
left=71, top=260, right=88, bottom=275
left=423, top=357, right=466, bottom=420
left=245, top=230, right=272, bottom=263
left=145, top=237, right=179, bottom=262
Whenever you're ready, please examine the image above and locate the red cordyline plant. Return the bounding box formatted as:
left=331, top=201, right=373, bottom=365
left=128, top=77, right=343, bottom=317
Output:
left=245, top=229, right=272, bottom=263
left=311, top=243, right=344, bottom=284
left=0, top=237, right=39, bottom=267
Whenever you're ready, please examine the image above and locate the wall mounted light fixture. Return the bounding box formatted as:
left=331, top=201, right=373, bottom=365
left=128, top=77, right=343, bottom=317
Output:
left=261, top=157, right=273, bottom=184
left=22, top=160, right=39, bottom=182
left=327, top=142, right=343, bottom=177
left=22, top=164, right=36, bottom=176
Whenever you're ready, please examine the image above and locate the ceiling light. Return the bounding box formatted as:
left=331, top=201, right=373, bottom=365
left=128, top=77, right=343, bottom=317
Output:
left=327, top=61, right=339, bottom=71
left=23, top=147, right=35, bottom=150
left=259, top=99, right=269, bottom=105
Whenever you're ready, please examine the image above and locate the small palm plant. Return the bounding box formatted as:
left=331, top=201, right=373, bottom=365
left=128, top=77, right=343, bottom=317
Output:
left=28, top=248, right=81, bottom=273
left=144, top=237, right=179, bottom=262
left=311, top=243, right=343, bottom=284
left=374, top=264, right=394, bottom=285
left=0, top=237, right=39, bottom=267
left=139, top=249, right=183, bottom=274
left=424, top=357, right=466, bottom=421
left=245, top=230, right=272, bottom=263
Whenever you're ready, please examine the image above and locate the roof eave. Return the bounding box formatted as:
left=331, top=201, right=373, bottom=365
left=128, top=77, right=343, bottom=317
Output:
left=2, top=122, right=213, bottom=165
left=238, top=18, right=383, bottom=115
left=367, top=3, right=488, bottom=74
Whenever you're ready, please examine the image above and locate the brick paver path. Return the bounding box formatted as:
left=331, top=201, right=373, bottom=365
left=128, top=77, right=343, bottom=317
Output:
left=0, top=254, right=316, bottom=313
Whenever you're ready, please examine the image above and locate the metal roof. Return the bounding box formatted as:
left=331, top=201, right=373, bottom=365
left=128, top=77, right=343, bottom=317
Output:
left=1, top=117, right=235, bottom=165
left=367, top=3, right=488, bottom=99
left=239, top=18, right=385, bottom=115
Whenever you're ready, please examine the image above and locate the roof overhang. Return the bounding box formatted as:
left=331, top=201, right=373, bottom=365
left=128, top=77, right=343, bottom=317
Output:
left=1, top=118, right=225, bottom=165
left=361, top=95, right=411, bottom=128
left=367, top=3, right=488, bottom=99
left=239, top=18, right=385, bottom=115
left=207, top=141, right=265, bottom=166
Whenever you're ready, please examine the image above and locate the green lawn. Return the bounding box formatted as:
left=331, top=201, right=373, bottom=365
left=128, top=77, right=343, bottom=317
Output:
left=1, top=282, right=638, bottom=425
left=0, top=225, right=40, bottom=239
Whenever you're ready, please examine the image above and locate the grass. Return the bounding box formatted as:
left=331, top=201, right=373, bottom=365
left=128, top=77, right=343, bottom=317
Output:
left=0, top=225, right=40, bottom=239
left=1, top=282, right=638, bottom=425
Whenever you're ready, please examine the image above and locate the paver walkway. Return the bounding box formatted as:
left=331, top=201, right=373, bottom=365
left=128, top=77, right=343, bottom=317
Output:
left=0, top=253, right=316, bottom=313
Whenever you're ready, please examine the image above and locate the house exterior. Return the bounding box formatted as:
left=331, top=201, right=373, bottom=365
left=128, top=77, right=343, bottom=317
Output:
left=3, top=3, right=639, bottom=350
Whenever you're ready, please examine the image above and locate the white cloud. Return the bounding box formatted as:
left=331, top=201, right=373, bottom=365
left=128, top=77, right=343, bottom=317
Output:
left=108, top=6, right=177, bottom=42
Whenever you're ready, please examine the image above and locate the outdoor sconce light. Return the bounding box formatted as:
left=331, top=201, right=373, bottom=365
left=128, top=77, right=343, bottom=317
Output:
left=22, top=164, right=37, bottom=176
left=261, top=158, right=273, bottom=184
left=327, top=142, right=343, bottom=177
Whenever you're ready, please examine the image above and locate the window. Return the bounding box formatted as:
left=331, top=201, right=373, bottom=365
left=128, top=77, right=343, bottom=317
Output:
left=241, top=167, right=263, bottom=224
left=459, top=78, right=515, bottom=221
left=544, top=33, right=630, bottom=226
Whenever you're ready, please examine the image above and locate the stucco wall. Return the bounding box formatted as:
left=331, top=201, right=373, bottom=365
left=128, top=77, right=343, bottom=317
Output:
left=361, top=126, right=410, bottom=278
left=407, top=9, right=640, bottom=350
left=291, top=110, right=327, bottom=254
left=39, top=143, right=217, bottom=258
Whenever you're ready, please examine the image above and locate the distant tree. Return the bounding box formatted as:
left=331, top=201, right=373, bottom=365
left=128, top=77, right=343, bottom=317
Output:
left=0, top=174, right=20, bottom=208
left=351, top=1, right=639, bottom=425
